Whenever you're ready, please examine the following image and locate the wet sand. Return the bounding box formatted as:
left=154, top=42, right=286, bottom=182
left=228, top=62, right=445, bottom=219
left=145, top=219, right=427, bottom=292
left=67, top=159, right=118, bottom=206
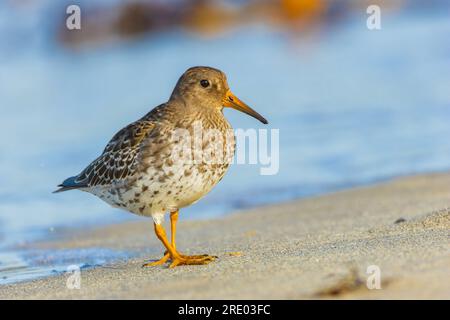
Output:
left=1, top=173, right=449, bottom=299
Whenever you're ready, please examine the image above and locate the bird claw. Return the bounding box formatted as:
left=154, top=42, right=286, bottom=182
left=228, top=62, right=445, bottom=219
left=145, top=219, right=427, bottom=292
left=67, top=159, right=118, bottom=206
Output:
left=143, top=252, right=217, bottom=268
left=179, top=253, right=217, bottom=259
left=142, top=252, right=170, bottom=267
left=169, top=254, right=217, bottom=268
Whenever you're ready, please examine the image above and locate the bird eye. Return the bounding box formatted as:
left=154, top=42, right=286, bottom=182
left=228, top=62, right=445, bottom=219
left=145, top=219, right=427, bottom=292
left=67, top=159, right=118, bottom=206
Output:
left=200, top=80, right=210, bottom=88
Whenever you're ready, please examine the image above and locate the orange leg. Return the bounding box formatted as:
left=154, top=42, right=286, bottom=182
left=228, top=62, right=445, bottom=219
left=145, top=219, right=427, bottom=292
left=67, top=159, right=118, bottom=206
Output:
left=169, top=210, right=210, bottom=260
left=143, top=210, right=216, bottom=268
left=170, top=210, right=178, bottom=251
left=142, top=211, right=178, bottom=267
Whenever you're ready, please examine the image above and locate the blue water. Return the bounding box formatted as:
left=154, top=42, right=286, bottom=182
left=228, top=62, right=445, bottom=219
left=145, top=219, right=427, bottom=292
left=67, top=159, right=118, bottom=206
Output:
left=0, top=248, right=133, bottom=285
left=0, top=2, right=450, bottom=284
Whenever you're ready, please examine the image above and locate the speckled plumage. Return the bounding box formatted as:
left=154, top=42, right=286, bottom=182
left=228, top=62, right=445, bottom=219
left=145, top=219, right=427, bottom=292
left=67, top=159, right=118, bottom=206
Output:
left=56, top=67, right=267, bottom=227
left=78, top=102, right=234, bottom=224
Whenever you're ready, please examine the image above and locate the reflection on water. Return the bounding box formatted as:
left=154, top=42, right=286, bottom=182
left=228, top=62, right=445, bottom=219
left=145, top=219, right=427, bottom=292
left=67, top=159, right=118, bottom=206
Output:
left=0, top=1, right=450, bottom=284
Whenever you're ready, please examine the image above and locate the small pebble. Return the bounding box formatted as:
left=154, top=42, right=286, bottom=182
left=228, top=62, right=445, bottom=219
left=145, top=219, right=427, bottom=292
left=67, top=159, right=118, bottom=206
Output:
left=394, top=217, right=406, bottom=224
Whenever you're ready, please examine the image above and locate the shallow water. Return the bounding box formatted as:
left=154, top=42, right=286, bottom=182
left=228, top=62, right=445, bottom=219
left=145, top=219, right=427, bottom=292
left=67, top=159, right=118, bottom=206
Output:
left=0, top=248, right=133, bottom=285
left=0, top=2, right=449, bottom=284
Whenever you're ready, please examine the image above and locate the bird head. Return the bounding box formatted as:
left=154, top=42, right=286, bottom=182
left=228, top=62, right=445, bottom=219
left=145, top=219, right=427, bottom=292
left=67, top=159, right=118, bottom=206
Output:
left=170, top=66, right=268, bottom=125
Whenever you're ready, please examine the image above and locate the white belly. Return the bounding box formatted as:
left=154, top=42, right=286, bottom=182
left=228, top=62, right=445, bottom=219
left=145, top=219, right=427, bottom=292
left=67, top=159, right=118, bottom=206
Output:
left=90, top=161, right=230, bottom=219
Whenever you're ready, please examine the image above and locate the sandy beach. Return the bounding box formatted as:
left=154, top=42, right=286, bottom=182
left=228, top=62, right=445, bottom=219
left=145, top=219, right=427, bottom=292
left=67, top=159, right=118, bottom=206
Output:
left=1, top=172, right=449, bottom=299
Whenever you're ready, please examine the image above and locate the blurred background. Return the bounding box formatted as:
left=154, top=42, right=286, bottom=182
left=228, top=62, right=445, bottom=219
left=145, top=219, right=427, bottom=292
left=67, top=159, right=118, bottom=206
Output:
left=0, top=0, right=449, bottom=283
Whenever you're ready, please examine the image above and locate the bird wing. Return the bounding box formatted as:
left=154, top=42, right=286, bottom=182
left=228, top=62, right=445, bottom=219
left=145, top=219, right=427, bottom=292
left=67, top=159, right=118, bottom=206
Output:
left=77, top=120, right=156, bottom=187
left=55, top=105, right=169, bottom=192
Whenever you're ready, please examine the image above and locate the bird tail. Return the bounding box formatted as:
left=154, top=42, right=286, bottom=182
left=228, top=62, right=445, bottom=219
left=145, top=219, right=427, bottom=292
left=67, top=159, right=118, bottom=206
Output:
left=53, top=176, right=86, bottom=193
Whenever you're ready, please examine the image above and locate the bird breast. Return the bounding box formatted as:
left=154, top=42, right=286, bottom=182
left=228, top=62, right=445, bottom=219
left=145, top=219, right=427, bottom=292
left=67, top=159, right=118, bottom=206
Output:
left=114, top=115, right=236, bottom=217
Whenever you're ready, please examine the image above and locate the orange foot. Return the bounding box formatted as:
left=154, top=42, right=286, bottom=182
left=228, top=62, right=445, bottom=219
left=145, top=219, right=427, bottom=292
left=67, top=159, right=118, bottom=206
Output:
left=168, top=254, right=216, bottom=268
left=142, top=252, right=217, bottom=268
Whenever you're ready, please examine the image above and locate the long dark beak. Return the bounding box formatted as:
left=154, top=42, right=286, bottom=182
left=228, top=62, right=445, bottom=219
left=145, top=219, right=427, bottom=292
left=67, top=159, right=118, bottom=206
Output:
left=223, top=90, right=268, bottom=124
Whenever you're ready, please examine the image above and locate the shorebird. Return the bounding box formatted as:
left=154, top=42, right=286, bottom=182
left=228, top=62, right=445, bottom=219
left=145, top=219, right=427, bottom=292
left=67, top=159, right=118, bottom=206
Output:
left=55, top=66, right=268, bottom=268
